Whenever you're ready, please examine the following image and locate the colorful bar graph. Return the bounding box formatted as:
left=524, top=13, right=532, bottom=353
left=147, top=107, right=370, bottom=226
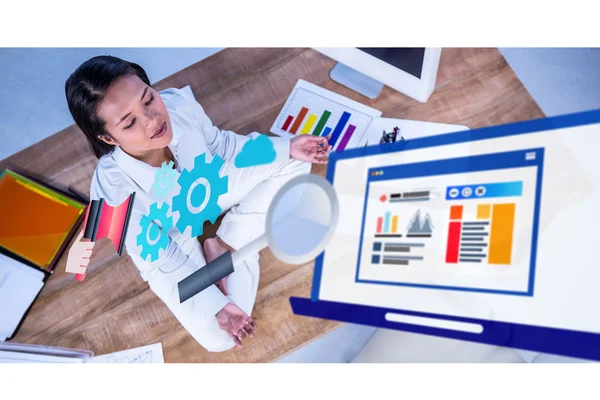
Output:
left=329, top=111, right=351, bottom=147
left=289, top=107, right=308, bottom=134
left=376, top=212, right=399, bottom=234
left=383, top=212, right=391, bottom=232
left=300, top=114, right=318, bottom=134
left=323, top=127, right=332, bottom=137
left=450, top=205, right=463, bottom=220
left=312, top=111, right=331, bottom=136
left=445, top=221, right=462, bottom=263
left=376, top=217, right=383, bottom=233
left=477, top=204, right=491, bottom=219
left=488, top=203, right=516, bottom=264
left=336, top=124, right=356, bottom=151
left=391, top=216, right=398, bottom=233
left=282, top=115, right=294, bottom=131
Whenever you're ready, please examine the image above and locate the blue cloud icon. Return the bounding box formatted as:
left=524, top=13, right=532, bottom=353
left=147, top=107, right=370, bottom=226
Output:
left=234, top=134, right=277, bottom=168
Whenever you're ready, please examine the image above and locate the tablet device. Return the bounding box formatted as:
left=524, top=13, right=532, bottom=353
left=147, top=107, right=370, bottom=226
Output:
left=0, top=168, right=87, bottom=273
left=291, top=109, right=600, bottom=361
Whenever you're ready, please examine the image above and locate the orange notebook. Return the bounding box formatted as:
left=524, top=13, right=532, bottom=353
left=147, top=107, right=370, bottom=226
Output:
left=0, top=168, right=87, bottom=273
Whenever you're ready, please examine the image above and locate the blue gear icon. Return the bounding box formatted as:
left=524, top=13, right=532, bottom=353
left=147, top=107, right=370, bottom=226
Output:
left=136, top=201, right=173, bottom=262
left=152, top=160, right=178, bottom=200
left=172, top=153, right=228, bottom=237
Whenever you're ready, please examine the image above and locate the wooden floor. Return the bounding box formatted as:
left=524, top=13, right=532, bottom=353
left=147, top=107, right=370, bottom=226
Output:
left=1, top=48, right=544, bottom=362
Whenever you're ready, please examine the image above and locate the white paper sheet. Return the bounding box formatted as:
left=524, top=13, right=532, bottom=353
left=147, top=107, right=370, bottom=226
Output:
left=88, top=343, right=164, bottom=363
left=0, top=253, right=45, bottom=341
left=0, top=350, right=83, bottom=363
left=270, top=79, right=382, bottom=150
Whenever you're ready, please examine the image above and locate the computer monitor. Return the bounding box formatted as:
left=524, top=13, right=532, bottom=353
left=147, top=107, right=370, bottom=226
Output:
left=313, top=47, right=442, bottom=103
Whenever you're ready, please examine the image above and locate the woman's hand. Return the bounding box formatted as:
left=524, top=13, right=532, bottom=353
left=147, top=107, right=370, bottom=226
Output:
left=216, top=303, right=257, bottom=348
left=290, top=134, right=332, bottom=164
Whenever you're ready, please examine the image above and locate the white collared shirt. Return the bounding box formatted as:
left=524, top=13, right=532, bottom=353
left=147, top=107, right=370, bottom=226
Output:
left=89, top=87, right=291, bottom=317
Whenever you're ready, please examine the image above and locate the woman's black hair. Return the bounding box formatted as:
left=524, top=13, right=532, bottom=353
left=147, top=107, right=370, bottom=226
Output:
left=65, top=55, right=151, bottom=159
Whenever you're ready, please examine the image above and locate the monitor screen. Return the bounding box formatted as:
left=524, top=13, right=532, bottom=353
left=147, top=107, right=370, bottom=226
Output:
left=357, top=48, right=426, bottom=79
left=316, top=116, right=599, bottom=338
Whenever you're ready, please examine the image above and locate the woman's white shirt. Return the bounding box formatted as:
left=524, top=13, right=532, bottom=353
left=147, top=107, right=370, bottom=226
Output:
left=89, top=87, right=291, bottom=317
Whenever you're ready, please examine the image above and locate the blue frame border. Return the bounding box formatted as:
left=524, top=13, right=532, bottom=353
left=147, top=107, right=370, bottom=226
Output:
left=354, top=148, right=544, bottom=297
left=300, top=108, right=600, bottom=361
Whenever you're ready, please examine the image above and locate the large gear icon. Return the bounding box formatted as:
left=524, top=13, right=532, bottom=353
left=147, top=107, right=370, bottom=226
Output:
left=136, top=201, right=173, bottom=262
left=152, top=160, right=178, bottom=200
left=172, top=153, right=228, bottom=237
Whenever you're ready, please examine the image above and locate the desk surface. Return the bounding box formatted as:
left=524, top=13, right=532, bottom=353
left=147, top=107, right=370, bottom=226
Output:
left=0, top=48, right=544, bottom=362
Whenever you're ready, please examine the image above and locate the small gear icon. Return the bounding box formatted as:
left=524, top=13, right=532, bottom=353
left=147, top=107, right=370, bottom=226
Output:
left=172, top=153, right=228, bottom=237
left=152, top=160, right=178, bottom=200
left=136, top=201, right=173, bottom=262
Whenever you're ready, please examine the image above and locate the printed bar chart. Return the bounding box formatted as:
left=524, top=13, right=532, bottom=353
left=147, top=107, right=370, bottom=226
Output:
left=289, top=107, right=308, bottom=134
left=336, top=124, right=357, bottom=151
left=330, top=111, right=351, bottom=147
left=300, top=114, right=318, bottom=134
left=312, top=111, right=331, bottom=136
left=282, top=115, right=294, bottom=131
left=270, top=80, right=382, bottom=148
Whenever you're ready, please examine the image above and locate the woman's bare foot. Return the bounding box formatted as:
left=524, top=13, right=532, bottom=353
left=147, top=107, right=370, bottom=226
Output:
left=204, top=237, right=226, bottom=263
left=203, top=237, right=236, bottom=296
left=203, top=237, right=235, bottom=263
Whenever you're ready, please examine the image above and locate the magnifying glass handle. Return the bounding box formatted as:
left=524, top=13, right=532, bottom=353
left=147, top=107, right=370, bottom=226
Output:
left=231, top=233, right=268, bottom=266
left=178, top=234, right=268, bottom=303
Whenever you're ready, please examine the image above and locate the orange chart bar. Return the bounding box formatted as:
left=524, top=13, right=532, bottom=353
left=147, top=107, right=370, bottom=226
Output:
left=449, top=205, right=463, bottom=220
left=391, top=215, right=398, bottom=233
left=477, top=204, right=491, bottom=219
left=289, top=107, right=308, bottom=134
left=488, top=203, right=516, bottom=264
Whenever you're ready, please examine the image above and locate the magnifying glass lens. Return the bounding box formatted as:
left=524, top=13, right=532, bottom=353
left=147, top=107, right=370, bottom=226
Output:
left=266, top=174, right=338, bottom=265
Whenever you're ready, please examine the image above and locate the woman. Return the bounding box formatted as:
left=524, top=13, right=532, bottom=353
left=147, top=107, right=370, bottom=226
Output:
left=65, top=55, right=331, bottom=352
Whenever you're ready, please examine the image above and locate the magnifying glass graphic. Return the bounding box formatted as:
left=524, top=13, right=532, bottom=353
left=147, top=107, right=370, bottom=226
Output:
left=177, top=173, right=339, bottom=304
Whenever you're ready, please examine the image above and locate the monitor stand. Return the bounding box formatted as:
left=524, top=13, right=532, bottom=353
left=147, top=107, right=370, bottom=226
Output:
left=329, top=62, right=384, bottom=99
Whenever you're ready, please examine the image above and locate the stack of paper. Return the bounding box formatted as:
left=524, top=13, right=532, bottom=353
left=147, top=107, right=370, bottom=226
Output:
left=0, top=342, right=164, bottom=363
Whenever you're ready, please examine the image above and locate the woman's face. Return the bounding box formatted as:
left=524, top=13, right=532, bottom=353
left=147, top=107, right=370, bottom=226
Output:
left=97, top=74, right=173, bottom=156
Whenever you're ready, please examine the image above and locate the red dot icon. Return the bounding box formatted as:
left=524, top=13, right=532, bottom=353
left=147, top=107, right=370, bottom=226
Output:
left=380, top=195, right=388, bottom=202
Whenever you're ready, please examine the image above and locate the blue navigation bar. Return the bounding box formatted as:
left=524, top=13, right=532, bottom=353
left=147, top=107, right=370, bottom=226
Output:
left=446, top=181, right=523, bottom=200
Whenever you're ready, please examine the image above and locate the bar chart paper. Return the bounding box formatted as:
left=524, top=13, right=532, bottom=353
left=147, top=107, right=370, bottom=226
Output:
left=270, top=80, right=382, bottom=151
